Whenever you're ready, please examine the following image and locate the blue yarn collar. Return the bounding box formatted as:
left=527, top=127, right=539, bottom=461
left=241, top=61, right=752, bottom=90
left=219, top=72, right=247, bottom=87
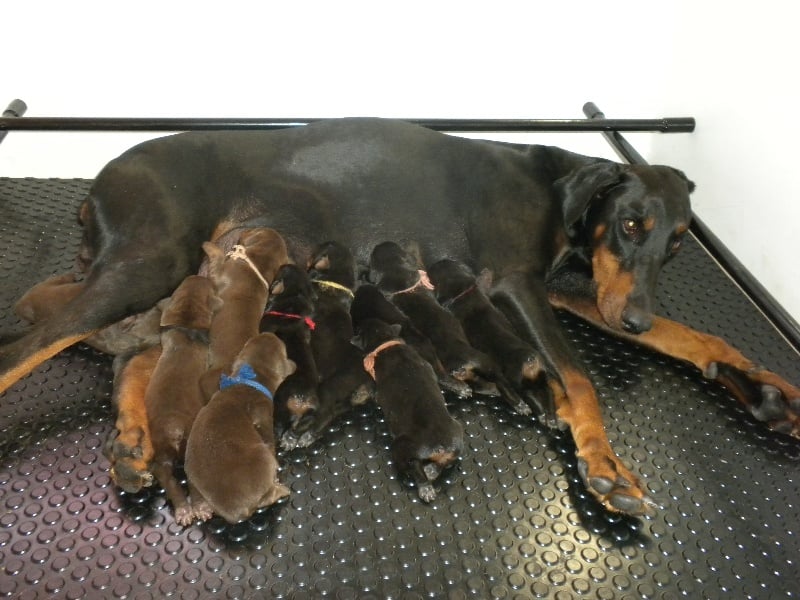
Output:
left=219, top=363, right=273, bottom=400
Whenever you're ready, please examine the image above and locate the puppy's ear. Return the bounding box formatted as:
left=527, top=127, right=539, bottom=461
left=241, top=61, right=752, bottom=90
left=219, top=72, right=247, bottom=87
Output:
left=555, top=162, right=624, bottom=238
left=401, top=240, right=424, bottom=268
left=311, top=254, right=330, bottom=272
left=389, top=323, right=403, bottom=338
left=668, top=167, right=696, bottom=194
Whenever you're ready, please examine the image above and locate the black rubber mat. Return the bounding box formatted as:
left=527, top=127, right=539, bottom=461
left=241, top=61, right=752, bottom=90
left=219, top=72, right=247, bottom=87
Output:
left=1, top=178, right=798, bottom=599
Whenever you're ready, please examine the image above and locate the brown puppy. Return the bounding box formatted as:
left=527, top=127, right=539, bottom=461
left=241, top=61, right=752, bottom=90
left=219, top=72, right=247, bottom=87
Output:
left=184, top=333, right=296, bottom=523
left=427, top=259, right=556, bottom=425
left=353, top=317, right=463, bottom=503
left=260, top=264, right=321, bottom=442
left=144, top=275, right=220, bottom=525
left=286, top=241, right=374, bottom=449
left=200, top=227, right=289, bottom=399
left=368, top=241, right=531, bottom=415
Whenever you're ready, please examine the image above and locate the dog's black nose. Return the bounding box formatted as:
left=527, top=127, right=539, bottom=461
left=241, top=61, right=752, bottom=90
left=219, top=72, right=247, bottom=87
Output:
left=621, top=306, right=652, bottom=334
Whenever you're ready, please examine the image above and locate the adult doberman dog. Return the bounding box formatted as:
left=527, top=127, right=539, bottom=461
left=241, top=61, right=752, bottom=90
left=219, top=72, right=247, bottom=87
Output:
left=2, top=117, right=798, bottom=515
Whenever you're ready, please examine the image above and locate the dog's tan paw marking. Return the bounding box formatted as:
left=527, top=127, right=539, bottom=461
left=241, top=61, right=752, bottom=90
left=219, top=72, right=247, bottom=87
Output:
left=577, top=454, right=655, bottom=516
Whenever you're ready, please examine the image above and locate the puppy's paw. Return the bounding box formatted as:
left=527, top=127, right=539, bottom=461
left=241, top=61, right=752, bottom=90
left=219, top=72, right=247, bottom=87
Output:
left=576, top=453, right=656, bottom=517
left=417, top=482, right=437, bottom=503
left=190, top=500, right=214, bottom=523
left=708, top=362, right=800, bottom=437
left=174, top=505, right=195, bottom=527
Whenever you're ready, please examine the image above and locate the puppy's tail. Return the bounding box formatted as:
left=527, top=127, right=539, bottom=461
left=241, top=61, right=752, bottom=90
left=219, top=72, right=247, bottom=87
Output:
left=0, top=263, right=180, bottom=396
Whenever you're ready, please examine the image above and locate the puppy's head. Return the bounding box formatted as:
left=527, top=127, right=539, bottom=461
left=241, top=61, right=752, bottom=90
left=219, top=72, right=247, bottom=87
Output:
left=268, top=264, right=317, bottom=305
left=426, top=259, right=476, bottom=303
left=352, top=317, right=402, bottom=352
left=233, top=332, right=297, bottom=388
left=238, top=227, right=290, bottom=285
left=307, top=240, right=357, bottom=289
left=555, top=162, right=694, bottom=333
left=160, top=275, right=221, bottom=331
left=367, top=241, right=421, bottom=292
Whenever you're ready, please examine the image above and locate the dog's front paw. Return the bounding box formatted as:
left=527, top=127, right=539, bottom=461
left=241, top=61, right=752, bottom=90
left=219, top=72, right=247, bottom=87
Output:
left=417, top=482, right=437, bottom=503
left=576, top=452, right=656, bottom=516
left=707, top=362, right=800, bottom=437
left=174, top=505, right=195, bottom=527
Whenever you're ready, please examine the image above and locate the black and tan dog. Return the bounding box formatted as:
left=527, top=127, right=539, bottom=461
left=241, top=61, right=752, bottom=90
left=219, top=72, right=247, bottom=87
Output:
left=353, top=317, right=463, bottom=502
left=2, top=118, right=797, bottom=515
left=427, top=258, right=555, bottom=424
left=184, top=332, right=296, bottom=524
left=279, top=241, right=374, bottom=448
left=260, top=263, right=321, bottom=440
left=142, top=275, right=220, bottom=525
left=200, top=227, right=289, bottom=400
left=367, top=241, right=531, bottom=415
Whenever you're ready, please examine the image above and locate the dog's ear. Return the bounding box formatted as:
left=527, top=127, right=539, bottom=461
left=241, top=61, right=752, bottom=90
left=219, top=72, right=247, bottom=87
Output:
left=668, top=167, right=696, bottom=194
left=401, top=240, right=424, bottom=268
left=269, top=277, right=285, bottom=296
left=389, top=323, right=403, bottom=338
left=555, top=162, right=624, bottom=238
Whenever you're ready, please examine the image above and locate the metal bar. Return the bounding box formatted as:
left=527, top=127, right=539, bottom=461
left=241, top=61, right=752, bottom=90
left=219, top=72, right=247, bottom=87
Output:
left=0, top=99, right=27, bottom=145
left=0, top=115, right=695, bottom=133
left=583, top=102, right=800, bottom=353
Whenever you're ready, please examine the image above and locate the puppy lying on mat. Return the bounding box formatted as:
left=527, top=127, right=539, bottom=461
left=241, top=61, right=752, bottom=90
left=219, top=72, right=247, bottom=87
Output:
left=2, top=117, right=797, bottom=516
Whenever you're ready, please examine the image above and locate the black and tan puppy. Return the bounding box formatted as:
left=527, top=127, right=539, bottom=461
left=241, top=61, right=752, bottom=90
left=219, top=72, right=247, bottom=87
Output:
left=368, top=241, right=530, bottom=415
left=353, top=317, right=463, bottom=502
left=200, top=227, right=289, bottom=399
left=260, top=264, right=321, bottom=439
left=427, top=259, right=558, bottom=425
left=350, top=284, right=471, bottom=398
left=278, top=241, right=374, bottom=449
left=143, top=275, right=220, bottom=525
left=184, top=333, right=296, bottom=524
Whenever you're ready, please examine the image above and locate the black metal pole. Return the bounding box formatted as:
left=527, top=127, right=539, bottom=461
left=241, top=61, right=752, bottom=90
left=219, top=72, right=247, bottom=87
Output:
left=583, top=102, right=800, bottom=353
left=0, top=115, right=695, bottom=134
left=0, top=99, right=27, bottom=145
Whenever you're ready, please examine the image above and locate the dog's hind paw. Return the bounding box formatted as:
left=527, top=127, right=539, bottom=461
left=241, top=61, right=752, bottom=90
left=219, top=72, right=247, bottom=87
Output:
left=576, top=455, right=656, bottom=517
left=709, top=362, right=800, bottom=438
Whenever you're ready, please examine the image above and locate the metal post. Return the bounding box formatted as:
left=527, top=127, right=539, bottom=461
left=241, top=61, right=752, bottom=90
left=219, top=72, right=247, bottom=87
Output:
left=0, top=99, right=27, bottom=145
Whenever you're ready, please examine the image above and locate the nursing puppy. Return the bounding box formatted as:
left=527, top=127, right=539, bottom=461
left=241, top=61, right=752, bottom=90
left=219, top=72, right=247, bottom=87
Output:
left=184, top=333, right=296, bottom=523
left=260, top=264, right=321, bottom=440
left=368, top=241, right=530, bottom=415
left=353, top=317, right=463, bottom=502
left=427, top=259, right=557, bottom=424
left=349, top=284, right=471, bottom=399
left=200, top=227, right=288, bottom=399
left=144, top=275, right=220, bottom=525
left=280, top=241, right=374, bottom=448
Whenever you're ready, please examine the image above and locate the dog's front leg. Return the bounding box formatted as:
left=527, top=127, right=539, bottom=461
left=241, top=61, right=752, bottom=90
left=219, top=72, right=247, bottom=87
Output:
left=491, top=272, right=654, bottom=515
left=549, top=291, right=800, bottom=438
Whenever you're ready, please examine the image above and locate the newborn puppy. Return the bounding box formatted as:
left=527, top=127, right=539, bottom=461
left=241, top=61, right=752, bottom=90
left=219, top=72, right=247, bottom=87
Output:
left=200, top=227, right=289, bottom=399
left=350, top=284, right=471, bottom=398
left=280, top=241, right=374, bottom=449
left=353, top=317, right=463, bottom=502
left=144, top=275, right=220, bottom=525
left=428, top=259, right=556, bottom=423
left=260, top=264, right=321, bottom=439
left=184, top=333, right=296, bottom=523
left=368, top=241, right=528, bottom=413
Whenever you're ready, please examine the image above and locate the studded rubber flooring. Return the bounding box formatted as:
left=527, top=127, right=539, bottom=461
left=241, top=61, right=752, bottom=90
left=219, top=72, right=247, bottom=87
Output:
left=0, top=178, right=798, bottom=599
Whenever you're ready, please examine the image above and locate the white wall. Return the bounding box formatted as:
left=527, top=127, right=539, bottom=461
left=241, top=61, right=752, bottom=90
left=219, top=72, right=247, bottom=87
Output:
left=2, top=0, right=798, bottom=323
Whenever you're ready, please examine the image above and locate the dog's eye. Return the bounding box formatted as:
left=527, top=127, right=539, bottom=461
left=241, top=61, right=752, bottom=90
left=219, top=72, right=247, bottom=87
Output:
left=621, top=219, right=641, bottom=238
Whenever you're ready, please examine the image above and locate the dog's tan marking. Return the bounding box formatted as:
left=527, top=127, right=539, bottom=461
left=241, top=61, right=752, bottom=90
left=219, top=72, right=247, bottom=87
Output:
left=0, top=332, right=96, bottom=395
left=591, top=245, right=634, bottom=330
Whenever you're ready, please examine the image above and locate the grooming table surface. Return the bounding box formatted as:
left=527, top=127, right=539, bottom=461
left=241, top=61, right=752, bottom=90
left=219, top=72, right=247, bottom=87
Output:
left=0, top=178, right=798, bottom=599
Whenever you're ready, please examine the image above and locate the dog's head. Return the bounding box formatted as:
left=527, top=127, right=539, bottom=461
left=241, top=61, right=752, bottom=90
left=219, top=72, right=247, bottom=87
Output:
left=160, top=275, right=221, bottom=331
left=307, top=240, right=357, bottom=289
left=367, top=241, right=421, bottom=292
left=556, top=162, right=694, bottom=333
